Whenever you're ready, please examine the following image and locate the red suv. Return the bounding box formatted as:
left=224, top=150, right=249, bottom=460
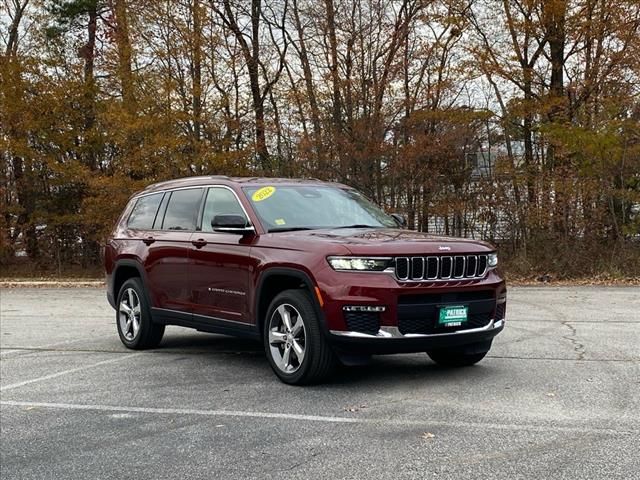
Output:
left=105, top=176, right=506, bottom=384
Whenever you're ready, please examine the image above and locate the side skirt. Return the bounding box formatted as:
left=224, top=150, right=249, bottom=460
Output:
left=151, top=308, right=261, bottom=341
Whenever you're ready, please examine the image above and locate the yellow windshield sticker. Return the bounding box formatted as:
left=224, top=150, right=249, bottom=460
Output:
left=252, top=186, right=276, bottom=202
left=275, top=218, right=286, bottom=225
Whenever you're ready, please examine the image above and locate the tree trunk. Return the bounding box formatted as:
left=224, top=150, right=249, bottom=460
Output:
left=218, top=0, right=272, bottom=172
left=4, top=0, right=30, bottom=58
left=192, top=0, right=203, bottom=143
left=81, top=3, right=98, bottom=170
left=112, top=0, right=136, bottom=111
left=291, top=0, right=322, bottom=168
left=545, top=0, right=567, bottom=235
left=324, top=0, right=342, bottom=130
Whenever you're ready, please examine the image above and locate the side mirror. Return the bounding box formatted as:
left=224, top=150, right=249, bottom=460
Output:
left=390, top=213, right=407, bottom=228
left=211, top=214, right=254, bottom=234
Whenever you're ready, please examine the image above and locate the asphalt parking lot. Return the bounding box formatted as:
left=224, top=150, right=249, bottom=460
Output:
left=1, top=287, right=639, bottom=479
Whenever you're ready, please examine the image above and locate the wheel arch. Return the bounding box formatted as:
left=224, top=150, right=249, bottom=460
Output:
left=111, top=259, right=152, bottom=309
left=255, top=267, right=326, bottom=339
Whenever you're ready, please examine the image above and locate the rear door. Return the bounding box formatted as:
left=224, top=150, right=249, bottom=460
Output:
left=124, top=191, right=165, bottom=303
left=189, top=186, right=254, bottom=324
left=144, top=187, right=205, bottom=313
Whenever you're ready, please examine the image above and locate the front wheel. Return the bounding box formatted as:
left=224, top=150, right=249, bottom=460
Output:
left=264, top=289, right=336, bottom=385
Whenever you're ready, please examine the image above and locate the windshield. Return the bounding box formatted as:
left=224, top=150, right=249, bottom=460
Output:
left=242, top=185, right=398, bottom=232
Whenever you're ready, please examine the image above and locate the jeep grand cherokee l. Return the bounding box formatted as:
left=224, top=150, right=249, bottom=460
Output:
left=104, top=176, right=506, bottom=384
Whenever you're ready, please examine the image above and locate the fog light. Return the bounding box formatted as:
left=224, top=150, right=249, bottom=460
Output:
left=342, top=305, right=386, bottom=312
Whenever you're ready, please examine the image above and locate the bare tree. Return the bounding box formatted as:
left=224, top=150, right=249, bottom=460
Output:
left=3, top=0, right=30, bottom=58
left=210, top=0, right=289, bottom=172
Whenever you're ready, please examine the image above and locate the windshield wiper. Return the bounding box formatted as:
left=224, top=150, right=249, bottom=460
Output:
left=268, top=227, right=315, bottom=233
left=268, top=224, right=379, bottom=232
left=333, top=224, right=379, bottom=229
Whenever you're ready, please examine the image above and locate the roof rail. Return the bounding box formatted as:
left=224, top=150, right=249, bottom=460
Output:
left=143, top=175, right=231, bottom=190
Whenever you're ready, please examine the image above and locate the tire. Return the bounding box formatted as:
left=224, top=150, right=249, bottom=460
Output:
left=263, top=289, right=336, bottom=385
left=427, top=344, right=490, bottom=367
left=116, top=277, right=165, bottom=349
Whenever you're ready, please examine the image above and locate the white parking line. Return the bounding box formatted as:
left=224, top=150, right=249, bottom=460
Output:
left=0, top=349, right=23, bottom=356
left=0, top=353, right=141, bottom=391
left=0, top=337, right=98, bottom=357
left=0, top=400, right=360, bottom=424
left=0, top=400, right=637, bottom=435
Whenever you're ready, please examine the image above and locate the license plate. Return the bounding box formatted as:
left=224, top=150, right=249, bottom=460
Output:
left=439, top=305, right=468, bottom=326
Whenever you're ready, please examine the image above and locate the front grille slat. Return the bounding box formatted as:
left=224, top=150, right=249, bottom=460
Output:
left=411, top=257, right=424, bottom=280
left=394, top=254, right=490, bottom=281
left=441, top=256, right=453, bottom=279
left=396, top=257, right=409, bottom=280
left=426, top=256, right=438, bottom=279
left=466, top=255, right=477, bottom=277
left=453, top=256, right=465, bottom=278
left=477, top=255, right=488, bottom=277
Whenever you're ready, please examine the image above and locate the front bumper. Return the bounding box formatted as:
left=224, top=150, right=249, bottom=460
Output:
left=328, top=319, right=504, bottom=354
left=316, top=265, right=506, bottom=354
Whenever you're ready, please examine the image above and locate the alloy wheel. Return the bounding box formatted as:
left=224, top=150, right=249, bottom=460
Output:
left=119, top=288, right=141, bottom=341
left=268, top=303, right=306, bottom=373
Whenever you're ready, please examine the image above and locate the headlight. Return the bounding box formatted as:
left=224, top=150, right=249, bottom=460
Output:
left=327, top=256, right=391, bottom=271
left=488, top=253, right=498, bottom=268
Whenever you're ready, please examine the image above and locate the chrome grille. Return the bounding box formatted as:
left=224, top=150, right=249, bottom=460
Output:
left=394, top=254, right=489, bottom=281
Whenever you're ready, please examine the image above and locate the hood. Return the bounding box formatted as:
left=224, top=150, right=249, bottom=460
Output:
left=269, top=227, right=494, bottom=255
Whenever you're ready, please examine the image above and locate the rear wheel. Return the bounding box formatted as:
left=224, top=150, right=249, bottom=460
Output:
left=427, top=343, right=490, bottom=367
left=116, top=278, right=164, bottom=349
left=264, top=289, right=336, bottom=385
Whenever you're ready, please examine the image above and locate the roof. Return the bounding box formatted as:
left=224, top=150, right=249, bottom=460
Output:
left=141, top=176, right=347, bottom=193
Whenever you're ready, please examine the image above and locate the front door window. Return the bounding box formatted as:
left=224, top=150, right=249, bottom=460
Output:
left=201, top=188, right=248, bottom=232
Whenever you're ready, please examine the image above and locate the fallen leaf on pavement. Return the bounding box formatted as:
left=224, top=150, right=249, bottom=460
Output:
left=344, top=404, right=367, bottom=413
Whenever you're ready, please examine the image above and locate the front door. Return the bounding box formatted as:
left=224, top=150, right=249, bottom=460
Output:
left=189, top=187, right=254, bottom=323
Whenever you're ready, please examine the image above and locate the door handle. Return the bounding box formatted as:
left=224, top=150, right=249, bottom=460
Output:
left=191, top=238, right=207, bottom=249
left=142, top=236, right=156, bottom=245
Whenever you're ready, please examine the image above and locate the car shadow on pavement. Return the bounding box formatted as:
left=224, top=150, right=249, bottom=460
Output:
left=158, top=332, right=263, bottom=355
left=155, top=331, right=498, bottom=388
left=329, top=357, right=498, bottom=387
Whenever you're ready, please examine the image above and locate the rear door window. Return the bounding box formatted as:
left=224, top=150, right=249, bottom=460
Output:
left=161, top=188, right=204, bottom=231
left=127, top=193, right=163, bottom=230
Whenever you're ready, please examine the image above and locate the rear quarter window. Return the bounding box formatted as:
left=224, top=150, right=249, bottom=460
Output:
left=127, top=193, right=163, bottom=230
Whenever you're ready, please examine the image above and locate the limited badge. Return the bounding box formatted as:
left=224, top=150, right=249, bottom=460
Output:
left=252, top=186, right=276, bottom=202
